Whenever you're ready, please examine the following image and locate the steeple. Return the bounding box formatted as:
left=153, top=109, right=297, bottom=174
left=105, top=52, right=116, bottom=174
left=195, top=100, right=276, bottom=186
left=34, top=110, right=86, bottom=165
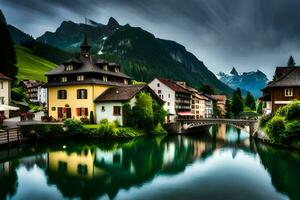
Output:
left=80, top=34, right=91, bottom=57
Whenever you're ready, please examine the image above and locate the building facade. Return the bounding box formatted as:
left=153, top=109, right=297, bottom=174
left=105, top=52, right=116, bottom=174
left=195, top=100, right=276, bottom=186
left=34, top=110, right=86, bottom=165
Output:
left=44, top=35, right=131, bottom=120
left=212, top=95, right=227, bottom=117
left=149, top=78, right=192, bottom=122
left=0, top=73, right=12, bottom=118
left=260, top=66, right=300, bottom=114
left=94, top=85, right=163, bottom=125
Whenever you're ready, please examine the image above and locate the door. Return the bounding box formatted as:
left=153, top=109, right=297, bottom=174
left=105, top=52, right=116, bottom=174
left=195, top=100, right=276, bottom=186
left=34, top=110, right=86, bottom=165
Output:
left=66, top=108, right=72, bottom=118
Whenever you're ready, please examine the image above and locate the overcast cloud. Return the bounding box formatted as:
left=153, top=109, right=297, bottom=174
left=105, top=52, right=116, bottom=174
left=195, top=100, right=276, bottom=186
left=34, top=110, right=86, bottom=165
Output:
left=2, top=0, right=300, bottom=78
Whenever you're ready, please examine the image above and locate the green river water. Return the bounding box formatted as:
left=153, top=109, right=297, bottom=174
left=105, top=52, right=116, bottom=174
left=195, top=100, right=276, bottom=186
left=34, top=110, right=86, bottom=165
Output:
left=0, top=124, right=300, bottom=200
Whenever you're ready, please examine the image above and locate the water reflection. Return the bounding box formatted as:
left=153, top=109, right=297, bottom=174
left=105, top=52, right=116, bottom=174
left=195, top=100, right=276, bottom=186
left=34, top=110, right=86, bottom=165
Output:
left=0, top=125, right=300, bottom=200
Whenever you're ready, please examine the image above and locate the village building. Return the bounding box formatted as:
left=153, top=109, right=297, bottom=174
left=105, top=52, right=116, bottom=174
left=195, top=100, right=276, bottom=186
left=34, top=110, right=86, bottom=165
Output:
left=260, top=66, right=300, bottom=114
left=44, top=35, right=131, bottom=120
left=0, top=73, right=12, bottom=118
left=212, top=95, right=227, bottom=117
left=148, top=78, right=193, bottom=122
left=94, top=84, right=163, bottom=125
left=203, top=94, right=215, bottom=118
left=175, top=81, right=206, bottom=119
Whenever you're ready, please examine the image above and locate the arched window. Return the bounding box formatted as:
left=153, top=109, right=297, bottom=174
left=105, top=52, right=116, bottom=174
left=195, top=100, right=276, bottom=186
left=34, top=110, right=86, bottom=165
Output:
left=57, top=90, right=67, bottom=99
left=77, top=89, right=88, bottom=99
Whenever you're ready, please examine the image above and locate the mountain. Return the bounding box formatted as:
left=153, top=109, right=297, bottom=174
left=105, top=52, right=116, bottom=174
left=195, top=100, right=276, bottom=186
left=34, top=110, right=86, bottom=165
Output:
left=15, top=45, right=56, bottom=81
left=37, top=17, right=233, bottom=95
left=0, top=9, right=6, bottom=24
left=217, top=67, right=268, bottom=97
left=8, top=25, right=34, bottom=44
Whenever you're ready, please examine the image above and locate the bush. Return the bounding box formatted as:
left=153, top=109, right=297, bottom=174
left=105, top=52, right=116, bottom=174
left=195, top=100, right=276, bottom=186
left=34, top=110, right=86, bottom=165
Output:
left=266, top=116, right=285, bottom=142
left=259, top=114, right=273, bottom=127
left=152, top=123, right=167, bottom=135
left=286, top=101, right=300, bottom=120
left=96, top=120, right=119, bottom=137
left=80, top=117, right=90, bottom=124
left=20, top=124, right=64, bottom=139
left=284, top=120, right=300, bottom=138
left=64, top=119, right=84, bottom=135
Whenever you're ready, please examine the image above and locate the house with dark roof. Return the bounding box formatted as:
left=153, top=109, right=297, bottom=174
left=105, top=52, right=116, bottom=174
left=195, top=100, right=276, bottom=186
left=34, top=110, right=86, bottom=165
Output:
left=94, top=84, right=163, bottom=125
left=0, top=73, right=12, bottom=118
left=260, top=66, right=300, bottom=114
left=148, top=78, right=193, bottom=122
left=44, top=35, right=131, bottom=120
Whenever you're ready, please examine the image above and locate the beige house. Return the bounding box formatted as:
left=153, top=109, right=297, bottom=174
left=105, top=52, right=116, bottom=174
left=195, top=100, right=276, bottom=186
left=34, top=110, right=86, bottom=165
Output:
left=0, top=73, right=12, bottom=118
left=212, top=95, right=227, bottom=117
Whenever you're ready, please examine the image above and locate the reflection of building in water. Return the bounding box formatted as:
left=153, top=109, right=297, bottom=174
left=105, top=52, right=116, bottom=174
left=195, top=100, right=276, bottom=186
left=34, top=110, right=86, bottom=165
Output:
left=216, top=124, right=227, bottom=140
left=0, top=161, right=11, bottom=175
left=191, top=141, right=208, bottom=158
left=163, top=142, right=176, bottom=167
left=48, top=148, right=126, bottom=180
left=48, top=149, right=101, bottom=180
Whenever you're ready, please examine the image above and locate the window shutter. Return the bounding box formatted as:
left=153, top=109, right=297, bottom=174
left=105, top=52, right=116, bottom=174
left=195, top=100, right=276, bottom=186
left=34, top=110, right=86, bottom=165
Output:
left=76, top=108, right=81, bottom=116
left=77, top=90, right=80, bottom=99
left=85, top=108, right=88, bottom=116
left=58, top=107, right=62, bottom=118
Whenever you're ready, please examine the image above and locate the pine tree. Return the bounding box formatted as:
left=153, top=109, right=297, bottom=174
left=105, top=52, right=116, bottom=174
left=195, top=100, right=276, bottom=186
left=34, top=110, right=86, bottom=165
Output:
left=231, top=88, right=244, bottom=115
left=245, top=92, right=256, bottom=110
left=201, top=85, right=215, bottom=95
left=0, top=10, right=18, bottom=83
left=287, top=56, right=296, bottom=67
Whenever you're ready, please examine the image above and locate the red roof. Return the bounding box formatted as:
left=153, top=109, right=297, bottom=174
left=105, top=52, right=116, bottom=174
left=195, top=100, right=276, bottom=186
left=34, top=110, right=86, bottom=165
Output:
left=158, top=78, right=190, bottom=94
left=0, top=73, right=12, bottom=80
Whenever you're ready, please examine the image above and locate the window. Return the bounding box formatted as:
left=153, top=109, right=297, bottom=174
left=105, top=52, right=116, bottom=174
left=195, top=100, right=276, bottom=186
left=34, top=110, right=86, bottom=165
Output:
left=158, top=90, right=161, bottom=94
left=76, top=108, right=88, bottom=116
left=0, top=81, right=3, bottom=89
left=57, top=90, right=67, bottom=99
left=0, top=97, right=4, bottom=104
left=285, top=88, right=293, bottom=97
left=115, top=67, right=120, bottom=73
left=168, top=94, right=170, bottom=98
left=101, top=106, right=105, bottom=112
left=77, top=75, right=84, bottom=81
left=61, top=77, right=67, bottom=82
left=77, top=89, right=88, bottom=99
left=124, top=79, right=128, bottom=84
left=103, top=65, right=108, bottom=71
left=77, top=164, right=88, bottom=175
left=65, top=65, right=73, bottom=71
left=58, top=107, right=63, bottom=118
left=167, top=102, right=170, bottom=106
left=113, top=106, right=121, bottom=116
left=157, top=83, right=160, bottom=87
left=103, top=75, right=107, bottom=82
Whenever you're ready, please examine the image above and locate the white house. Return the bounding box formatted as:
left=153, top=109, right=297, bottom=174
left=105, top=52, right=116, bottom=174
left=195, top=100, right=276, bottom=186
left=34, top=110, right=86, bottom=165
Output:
left=0, top=73, right=12, bottom=118
left=37, top=86, right=47, bottom=105
left=148, top=78, right=192, bottom=122
left=94, top=84, right=163, bottom=125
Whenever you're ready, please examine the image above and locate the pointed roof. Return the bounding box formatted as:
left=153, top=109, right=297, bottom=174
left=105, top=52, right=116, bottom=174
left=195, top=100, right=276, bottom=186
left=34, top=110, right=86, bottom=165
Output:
left=265, top=67, right=300, bottom=88
left=158, top=78, right=190, bottom=94
left=80, top=34, right=91, bottom=51
left=0, top=73, right=12, bottom=80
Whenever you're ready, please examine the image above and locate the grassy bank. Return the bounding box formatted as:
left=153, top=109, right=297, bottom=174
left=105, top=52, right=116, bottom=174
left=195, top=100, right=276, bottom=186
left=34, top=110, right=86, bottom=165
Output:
left=259, top=101, right=300, bottom=148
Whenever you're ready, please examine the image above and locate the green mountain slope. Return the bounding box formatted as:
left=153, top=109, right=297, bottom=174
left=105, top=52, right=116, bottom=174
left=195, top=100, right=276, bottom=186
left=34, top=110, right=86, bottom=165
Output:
left=15, top=45, right=57, bottom=81
left=37, top=18, right=234, bottom=95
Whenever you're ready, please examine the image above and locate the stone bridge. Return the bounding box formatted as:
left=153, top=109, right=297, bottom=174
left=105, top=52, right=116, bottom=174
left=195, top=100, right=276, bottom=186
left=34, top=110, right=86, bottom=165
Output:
left=164, top=118, right=259, bottom=136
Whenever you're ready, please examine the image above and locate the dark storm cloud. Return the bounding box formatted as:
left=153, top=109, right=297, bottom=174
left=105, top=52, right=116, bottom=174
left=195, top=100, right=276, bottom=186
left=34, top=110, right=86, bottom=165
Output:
left=2, top=0, right=300, bottom=77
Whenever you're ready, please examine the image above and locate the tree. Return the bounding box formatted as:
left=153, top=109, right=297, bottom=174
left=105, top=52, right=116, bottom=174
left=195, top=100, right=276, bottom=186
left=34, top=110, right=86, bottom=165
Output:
left=122, top=103, right=132, bottom=126
left=231, top=88, right=244, bottom=115
left=257, top=101, right=263, bottom=114
left=132, top=92, right=154, bottom=129
left=225, top=99, right=233, bottom=118
left=245, top=92, right=256, bottom=110
left=0, top=13, right=18, bottom=83
left=201, top=85, right=215, bottom=95
left=89, top=111, right=95, bottom=124
left=287, top=56, right=296, bottom=67
left=152, top=101, right=167, bottom=125
left=213, top=101, right=221, bottom=117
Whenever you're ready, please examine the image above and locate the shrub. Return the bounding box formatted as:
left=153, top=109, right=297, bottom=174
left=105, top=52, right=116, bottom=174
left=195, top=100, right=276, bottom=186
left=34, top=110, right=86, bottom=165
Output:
left=259, top=114, right=273, bottom=127
left=99, top=118, right=109, bottom=124
left=266, top=116, right=285, bottom=142
left=96, top=121, right=119, bottom=137
left=152, top=123, right=167, bottom=135
left=64, top=119, right=84, bottom=135
left=286, top=101, right=300, bottom=120
left=80, top=117, right=90, bottom=124
left=20, top=124, right=64, bottom=139
left=284, top=120, right=300, bottom=138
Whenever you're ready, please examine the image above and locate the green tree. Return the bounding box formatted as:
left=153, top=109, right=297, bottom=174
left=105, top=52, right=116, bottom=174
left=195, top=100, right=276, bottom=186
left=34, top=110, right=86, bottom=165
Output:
left=201, top=85, right=215, bottom=95
left=287, top=56, right=296, bottom=67
left=0, top=12, right=18, bottom=83
left=225, top=99, right=233, bottom=118
left=257, top=101, right=263, bottom=114
left=122, top=103, right=132, bottom=126
left=132, top=92, right=154, bottom=129
left=231, top=88, right=244, bottom=115
left=245, top=92, right=256, bottom=110
left=89, top=111, right=95, bottom=124
left=153, top=100, right=167, bottom=125
left=213, top=101, right=221, bottom=117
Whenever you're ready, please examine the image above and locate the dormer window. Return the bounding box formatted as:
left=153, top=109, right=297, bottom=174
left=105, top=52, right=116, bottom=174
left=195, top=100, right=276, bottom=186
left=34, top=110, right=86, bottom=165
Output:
left=66, top=65, right=73, bottom=71
left=61, top=77, right=68, bottom=82
left=103, top=65, right=108, bottom=71
left=77, top=75, right=84, bottom=81
left=103, top=75, right=108, bottom=82
left=124, top=79, right=128, bottom=84
left=115, top=67, right=120, bottom=73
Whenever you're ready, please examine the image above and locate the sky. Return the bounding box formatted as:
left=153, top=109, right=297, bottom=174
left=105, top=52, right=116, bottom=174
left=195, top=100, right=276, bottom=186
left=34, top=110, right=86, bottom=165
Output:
left=2, top=0, right=300, bottom=78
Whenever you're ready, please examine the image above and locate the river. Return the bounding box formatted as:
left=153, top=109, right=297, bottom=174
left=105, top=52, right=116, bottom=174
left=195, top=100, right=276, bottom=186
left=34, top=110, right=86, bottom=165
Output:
left=0, top=124, right=300, bottom=200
